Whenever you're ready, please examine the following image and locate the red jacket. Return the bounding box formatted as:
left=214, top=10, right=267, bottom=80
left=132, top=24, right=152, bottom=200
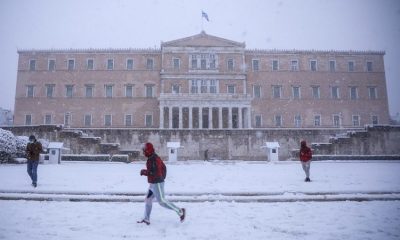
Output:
left=144, top=153, right=167, bottom=183
left=300, top=146, right=312, bottom=162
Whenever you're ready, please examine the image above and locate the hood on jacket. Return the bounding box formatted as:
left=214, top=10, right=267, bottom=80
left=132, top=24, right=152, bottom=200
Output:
left=301, top=140, right=307, bottom=148
left=142, top=142, right=154, bottom=157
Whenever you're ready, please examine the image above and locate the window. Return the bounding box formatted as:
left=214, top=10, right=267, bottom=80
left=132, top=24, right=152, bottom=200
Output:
left=191, top=80, right=198, bottom=93
left=105, top=85, right=113, bottom=98
left=312, top=86, right=320, bottom=99
left=252, top=59, right=259, bottom=71
left=210, top=80, right=217, bottom=93
left=329, top=60, right=336, bottom=72
left=227, top=59, right=234, bottom=71
left=200, top=56, right=207, bottom=69
left=172, top=84, right=180, bottom=94
left=314, top=115, right=321, bottom=127
left=107, top=59, right=114, bottom=70
left=64, top=112, right=71, bottom=127
left=366, top=61, right=373, bottom=72
left=227, top=85, right=235, bottom=94
left=255, top=115, right=262, bottom=127
left=292, top=86, right=300, bottom=99
left=349, top=86, right=358, bottom=100
left=368, top=87, right=377, bottom=99
left=210, top=54, right=216, bottom=69
left=29, top=60, right=36, bottom=71
left=104, top=114, right=112, bottom=127
left=371, top=115, right=378, bottom=125
left=46, top=84, right=55, bottom=98
left=25, top=115, right=32, bottom=125
left=253, top=85, right=261, bottom=98
left=145, top=114, right=153, bottom=127
left=66, top=85, right=74, bottom=98
left=87, top=59, right=94, bottom=70
left=68, top=59, right=75, bottom=71
left=85, top=85, right=94, bottom=98
left=348, top=61, right=354, bottom=72
left=272, top=60, right=279, bottom=71
left=191, top=55, right=198, bottom=69
left=201, top=80, right=208, bottom=93
left=273, top=85, right=282, bottom=99
left=145, top=85, right=154, bottom=98
left=48, top=59, right=56, bottom=71
left=275, top=115, right=282, bottom=127
left=310, top=60, right=317, bottom=71
left=173, top=58, right=180, bottom=70
left=125, top=115, right=133, bottom=126
left=27, top=85, right=34, bottom=98
left=127, top=59, right=133, bottom=70
left=352, top=115, right=360, bottom=126
left=291, top=60, right=299, bottom=71
left=84, top=115, right=92, bottom=127
left=331, top=86, right=340, bottom=99
left=333, top=115, right=340, bottom=127
left=44, top=114, right=52, bottom=125
left=294, top=114, right=302, bottom=127
left=146, top=58, right=154, bottom=70
left=125, top=85, right=133, bottom=98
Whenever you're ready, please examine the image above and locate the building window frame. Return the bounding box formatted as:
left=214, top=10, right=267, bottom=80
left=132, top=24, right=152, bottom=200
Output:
left=65, top=85, right=74, bottom=98
left=172, top=84, right=180, bottom=94
left=84, top=114, right=92, bottom=127
left=314, top=115, right=321, bottom=127
left=272, top=85, right=282, bottom=99
left=64, top=112, right=71, bottom=127
left=310, top=60, right=317, bottom=72
left=48, top=59, right=56, bottom=71
left=125, top=114, right=133, bottom=126
left=294, top=114, right=302, bottom=127
left=26, top=85, right=35, bottom=98
left=105, top=84, right=113, bottom=98
left=44, top=114, right=52, bottom=125
left=107, top=59, right=114, bottom=70
left=126, top=59, right=134, bottom=70
left=292, top=86, right=301, bottom=99
left=145, top=114, right=153, bottom=127
left=173, top=58, right=180, bottom=70
left=333, top=114, right=341, bottom=127
left=67, top=59, right=75, bottom=71
left=253, top=85, right=261, bottom=98
left=331, top=86, right=340, bottom=99
left=85, top=85, right=94, bottom=98
left=46, top=84, right=55, bottom=98
left=368, top=86, right=377, bottom=99
left=145, top=84, right=154, bottom=98
left=291, top=59, right=299, bottom=71
left=348, top=61, right=355, bottom=72
left=227, top=85, right=235, bottom=94
left=312, top=86, right=320, bottom=99
left=87, top=59, right=94, bottom=70
left=252, top=59, right=260, bottom=71
left=272, top=59, right=279, bottom=71
left=329, top=60, right=336, bottom=72
left=125, top=84, right=134, bottom=98
left=29, top=59, right=36, bottom=71
left=255, top=115, right=262, bottom=128
left=371, top=115, right=379, bottom=125
left=25, top=114, right=32, bottom=125
left=349, top=86, right=358, bottom=100
left=366, top=61, right=373, bottom=72
left=274, top=115, right=282, bottom=127
left=227, top=58, right=234, bottom=71
left=352, top=115, right=360, bottom=127
left=146, top=58, right=154, bottom=70
left=104, top=114, right=112, bottom=127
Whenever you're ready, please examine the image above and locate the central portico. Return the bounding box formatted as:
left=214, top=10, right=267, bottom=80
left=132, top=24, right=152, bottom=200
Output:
left=158, top=31, right=252, bottom=129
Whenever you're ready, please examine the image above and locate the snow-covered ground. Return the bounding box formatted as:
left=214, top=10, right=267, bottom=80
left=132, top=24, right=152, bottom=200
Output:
left=1, top=160, right=400, bottom=240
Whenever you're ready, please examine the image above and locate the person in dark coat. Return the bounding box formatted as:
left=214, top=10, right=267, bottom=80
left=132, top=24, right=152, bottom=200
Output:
left=26, top=135, right=43, bottom=187
left=299, top=140, right=312, bottom=182
left=137, top=142, right=186, bottom=225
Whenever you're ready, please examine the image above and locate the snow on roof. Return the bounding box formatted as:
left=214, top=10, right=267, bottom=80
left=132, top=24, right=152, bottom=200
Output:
left=167, top=142, right=181, bottom=148
left=48, top=142, right=64, bottom=149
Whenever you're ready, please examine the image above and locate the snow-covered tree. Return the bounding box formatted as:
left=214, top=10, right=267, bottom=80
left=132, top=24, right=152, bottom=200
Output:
left=15, top=136, right=29, bottom=158
left=0, top=128, right=17, bottom=162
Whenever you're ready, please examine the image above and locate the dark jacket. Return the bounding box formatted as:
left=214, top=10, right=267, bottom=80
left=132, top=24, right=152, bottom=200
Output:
left=145, top=153, right=167, bottom=183
left=26, top=141, right=43, bottom=161
left=299, top=140, right=312, bottom=162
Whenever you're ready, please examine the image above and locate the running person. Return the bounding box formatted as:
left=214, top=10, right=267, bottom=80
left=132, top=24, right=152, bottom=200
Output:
left=137, top=142, right=185, bottom=225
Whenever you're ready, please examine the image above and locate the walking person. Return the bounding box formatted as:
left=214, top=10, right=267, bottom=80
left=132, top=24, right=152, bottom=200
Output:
left=299, top=140, right=312, bottom=182
left=137, top=142, right=186, bottom=225
left=26, top=135, right=43, bottom=187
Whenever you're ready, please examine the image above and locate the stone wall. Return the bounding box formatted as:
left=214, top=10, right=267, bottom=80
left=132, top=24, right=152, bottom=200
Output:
left=3, top=125, right=400, bottom=161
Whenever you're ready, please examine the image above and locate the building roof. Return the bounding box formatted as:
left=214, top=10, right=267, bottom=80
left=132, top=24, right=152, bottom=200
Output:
left=161, top=31, right=245, bottom=48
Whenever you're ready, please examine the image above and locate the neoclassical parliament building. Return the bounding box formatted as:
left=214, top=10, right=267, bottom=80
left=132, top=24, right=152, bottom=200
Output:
left=14, top=32, right=390, bottom=129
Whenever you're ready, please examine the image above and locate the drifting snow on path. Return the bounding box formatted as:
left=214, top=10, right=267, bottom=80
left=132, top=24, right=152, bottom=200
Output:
left=0, top=200, right=399, bottom=240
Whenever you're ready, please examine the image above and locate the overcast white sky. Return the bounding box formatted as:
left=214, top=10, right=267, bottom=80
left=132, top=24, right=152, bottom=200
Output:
left=1, top=0, right=399, bottom=116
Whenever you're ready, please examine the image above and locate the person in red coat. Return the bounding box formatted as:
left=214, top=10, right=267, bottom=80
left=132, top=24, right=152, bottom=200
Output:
left=299, top=140, right=312, bottom=182
left=137, top=142, right=185, bottom=225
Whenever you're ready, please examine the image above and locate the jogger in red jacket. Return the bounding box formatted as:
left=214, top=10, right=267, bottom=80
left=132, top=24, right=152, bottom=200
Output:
left=137, top=142, right=185, bottom=225
left=299, top=140, right=312, bottom=182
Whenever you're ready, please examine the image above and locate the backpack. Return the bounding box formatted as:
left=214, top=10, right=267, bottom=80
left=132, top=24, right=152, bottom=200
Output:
left=160, top=159, right=167, bottom=180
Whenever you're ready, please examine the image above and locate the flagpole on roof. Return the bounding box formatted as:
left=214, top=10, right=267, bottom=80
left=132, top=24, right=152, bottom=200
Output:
left=201, top=10, right=204, bottom=32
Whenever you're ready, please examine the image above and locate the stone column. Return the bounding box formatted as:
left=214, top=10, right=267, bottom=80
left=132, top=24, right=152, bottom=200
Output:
left=159, top=105, right=164, bottom=129
left=189, top=106, right=193, bottom=129
left=209, top=107, right=212, bottom=129
left=179, top=106, right=183, bottom=129
left=218, top=107, right=223, bottom=129
left=168, top=107, right=172, bottom=129
left=247, top=107, right=252, bottom=129
left=199, top=107, right=203, bottom=129
left=228, top=107, right=232, bottom=129
left=238, top=107, right=242, bottom=129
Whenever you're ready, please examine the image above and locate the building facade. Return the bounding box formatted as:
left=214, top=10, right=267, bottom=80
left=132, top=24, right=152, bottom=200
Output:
left=14, top=32, right=390, bottom=129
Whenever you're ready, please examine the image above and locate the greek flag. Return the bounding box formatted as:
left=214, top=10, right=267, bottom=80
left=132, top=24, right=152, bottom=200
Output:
left=202, top=11, right=209, bottom=21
